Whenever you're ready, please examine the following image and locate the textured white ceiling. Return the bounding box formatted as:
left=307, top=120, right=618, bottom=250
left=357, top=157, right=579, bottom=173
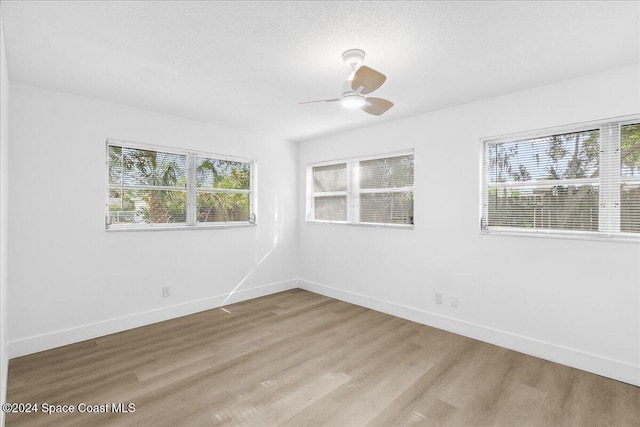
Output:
left=1, top=1, right=639, bottom=141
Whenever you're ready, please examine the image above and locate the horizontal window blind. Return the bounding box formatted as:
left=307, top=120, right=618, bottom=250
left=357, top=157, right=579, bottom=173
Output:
left=307, top=151, right=414, bottom=226
left=359, top=192, right=413, bottom=224
left=108, top=145, right=188, bottom=225
left=621, top=123, right=640, bottom=233
left=196, top=157, right=252, bottom=223
left=311, top=163, right=347, bottom=221
left=314, top=195, right=347, bottom=221
left=359, top=155, right=414, bottom=225
left=313, top=164, right=347, bottom=192
left=482, top=116, right=640, bottom=238
left=359, top=155, right=414, bottom=190
left=485, top=129, right=600, bottom=232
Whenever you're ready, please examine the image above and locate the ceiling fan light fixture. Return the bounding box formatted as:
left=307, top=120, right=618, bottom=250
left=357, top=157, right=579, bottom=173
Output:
left=341, top=94, right=366, bottom=108
left=299, top=50, right=393, bottom=115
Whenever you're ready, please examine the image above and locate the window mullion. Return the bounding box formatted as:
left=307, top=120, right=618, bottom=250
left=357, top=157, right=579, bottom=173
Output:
left=599, top=122, right=621, bottom=234
left=350, top=159, right=359, bottom=223
left=610, top=123, right=621, bottom=233
left=250, top=162, right=256, bottom=223
left=481, top=143, right=490, bottom=230
left=186, top=153, right=197, bottom=226
left=306, top=165, right=314, bottom=221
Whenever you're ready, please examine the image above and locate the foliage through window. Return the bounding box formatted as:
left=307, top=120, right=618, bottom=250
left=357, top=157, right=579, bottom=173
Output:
left=307, top=151, right=414, bottom=226
left=107, top=140, right=255, bottom=229
left=482, top=117, right=640, bottom=237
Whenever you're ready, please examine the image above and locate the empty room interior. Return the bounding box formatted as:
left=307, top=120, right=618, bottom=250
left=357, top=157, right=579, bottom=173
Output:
left=0, top=1, right=639, bottom=426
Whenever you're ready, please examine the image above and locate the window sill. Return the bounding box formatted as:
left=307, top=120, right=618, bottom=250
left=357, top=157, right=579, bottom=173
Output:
left=480, top=228, right=640, bottom=243
left=306, top=220, right=414, bottom=230
left=106, top=223, right=257, bottom=232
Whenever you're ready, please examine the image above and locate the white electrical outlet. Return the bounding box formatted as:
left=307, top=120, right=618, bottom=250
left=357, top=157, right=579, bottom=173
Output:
left=163, top=286, right=170, bottom=298
left=450, top=295, right=459, bottom=308
left=435, top=292, right=443, bottom=305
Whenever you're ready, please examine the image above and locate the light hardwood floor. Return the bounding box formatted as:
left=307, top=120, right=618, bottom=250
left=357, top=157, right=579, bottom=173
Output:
left=6, top=289, right=640, bottom=426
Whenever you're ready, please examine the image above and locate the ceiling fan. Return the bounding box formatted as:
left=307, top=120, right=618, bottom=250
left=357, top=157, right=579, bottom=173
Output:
left=299, top=49, right=394, bottom=116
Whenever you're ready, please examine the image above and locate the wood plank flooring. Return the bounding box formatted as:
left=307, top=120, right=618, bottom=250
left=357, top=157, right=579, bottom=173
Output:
left=5, top=289, right=640, bottom=426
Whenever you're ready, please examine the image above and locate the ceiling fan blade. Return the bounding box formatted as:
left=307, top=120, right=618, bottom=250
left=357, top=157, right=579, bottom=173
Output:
left=351, top=66, right=386, bottom=94
left=299, top=98, right=341, bottom=105
left=362, top=97, right=394, bottom=116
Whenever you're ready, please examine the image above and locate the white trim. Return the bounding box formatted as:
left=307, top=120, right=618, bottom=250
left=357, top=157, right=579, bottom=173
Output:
left=9, top=279, right=298, bottom=358
left=305, top=148, right=414, bottom=168
left=109, top=184, right=187, bottom=192
left=305, top=219, right=413, bottom=229
left=297, top=279, right=640, bottom=387
left=311, top=191, right=347, bottom=198
left=106, top=222, right=256, bottom=232
left=107, top=138, right=191, bottom=157
left=488, top=178, right=599, bottom=189
left=196, top=188, right=251, bottom=195
left=347, top=160, right=356, bottom=223
left=359, top=186, right=414, bottom=194
left=479, top=228, right=640, bottom=243
left=107, top=138, right=257, bottom=164
left=481, top=113, right=640, bottom=144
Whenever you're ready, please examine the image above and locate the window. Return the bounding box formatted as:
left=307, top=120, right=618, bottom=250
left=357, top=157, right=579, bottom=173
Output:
left=311, top=163, right=348, bottom=221
left=621, top=123, right=640, bottom=233
left=107, top=140, right=255, bottom=230
left=481, top=116, right=640, bottom=238
left=307, top=150, right=414, bottom=226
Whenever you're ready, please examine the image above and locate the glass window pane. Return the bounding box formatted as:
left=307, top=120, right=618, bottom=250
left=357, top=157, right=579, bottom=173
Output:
left=196, top=192, right=250, bottom=223
left=108, top=188, right=187, bottom=225
left=487, top=185, right=599, bottom=231
left=487, top=130, right=600, bottom=185
left=314, top=196, right=347, bottom=221
left=621, top=183, right=640, bottom=233
left=359, top=192, right=413, bottom=225
left=313, top=164, right=347, bottom=192
left=196, top=157, right=251, bottom=190
left=119, top=147, right=187, bottom=188
left=621, top=123, right=640, bottom=177
left=359, top=155, right=414, bottom=189
left=108, top=145, right=123, bottom=185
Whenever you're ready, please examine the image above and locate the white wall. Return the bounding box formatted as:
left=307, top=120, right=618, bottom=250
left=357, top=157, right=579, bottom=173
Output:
left=7, top=83, right=298, bottom=356
left=0, top=11, right=9, bottom=427
left=298, top=64, right=640, bottom=386
left=3, top=59, right=639, bottom=392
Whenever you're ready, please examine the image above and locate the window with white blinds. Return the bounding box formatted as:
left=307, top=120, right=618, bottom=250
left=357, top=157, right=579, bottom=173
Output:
left=621, top=123, right=640, bottom=233
left=107, top=139, right=255, bottom=230
left=311, top=163, right=348, bottom=221
left=307, top=150, right=414, bottom=226
left=481, top=116, right=640, bottom=238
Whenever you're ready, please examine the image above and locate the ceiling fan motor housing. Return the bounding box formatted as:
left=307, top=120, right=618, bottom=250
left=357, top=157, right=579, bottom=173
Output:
left=342, top=49, right=365, bottom=69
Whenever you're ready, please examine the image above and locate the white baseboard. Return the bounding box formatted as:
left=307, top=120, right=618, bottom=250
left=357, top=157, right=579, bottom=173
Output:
left=298, top=279, right=640, bottom=387
left=9, top=279, right=298, bottom=358
left=10, top=278, right=639, bottom=387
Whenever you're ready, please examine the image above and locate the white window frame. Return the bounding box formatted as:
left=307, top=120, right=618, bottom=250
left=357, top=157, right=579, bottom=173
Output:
left=106, top=139, right=256, bottom=231
left=306, top=149, right=414, bottom=228
left=480, top=114, right=640, bottom=241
